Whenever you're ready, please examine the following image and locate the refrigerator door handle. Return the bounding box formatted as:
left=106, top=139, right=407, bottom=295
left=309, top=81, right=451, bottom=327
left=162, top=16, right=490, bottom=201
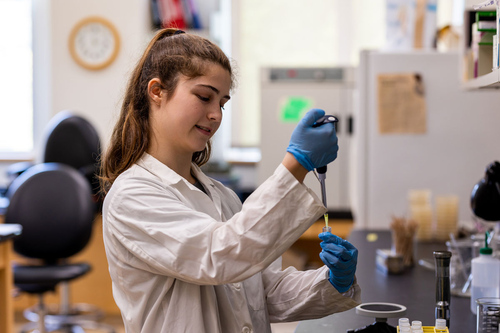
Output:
left=348, top=115, right=353, bottom=136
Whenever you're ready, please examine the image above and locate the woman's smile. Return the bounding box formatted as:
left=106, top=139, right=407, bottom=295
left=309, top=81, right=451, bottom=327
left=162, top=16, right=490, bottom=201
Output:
left=195, top=124, right=212, bottom=135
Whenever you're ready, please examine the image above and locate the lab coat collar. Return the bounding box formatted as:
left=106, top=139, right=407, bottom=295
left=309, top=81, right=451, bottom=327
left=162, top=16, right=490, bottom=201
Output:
left=137, top=153, right=223, bottom=218
left=190, top=164, right=216, bottom=189
left=137, top=153, right=184, bottom=186
left=138, top=153, right=215, bottom=188
left=190, top=164, right=223, bottom=217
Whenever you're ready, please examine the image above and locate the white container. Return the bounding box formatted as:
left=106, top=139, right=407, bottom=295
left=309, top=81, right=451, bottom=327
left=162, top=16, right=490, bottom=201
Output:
left=470, top=239, right=500, bottom=314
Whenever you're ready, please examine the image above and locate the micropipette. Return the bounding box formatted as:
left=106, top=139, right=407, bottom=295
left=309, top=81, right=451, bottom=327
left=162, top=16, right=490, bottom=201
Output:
left=312, top=115, right=339, bottom=233
left=317, top=165, right=329, bottom=232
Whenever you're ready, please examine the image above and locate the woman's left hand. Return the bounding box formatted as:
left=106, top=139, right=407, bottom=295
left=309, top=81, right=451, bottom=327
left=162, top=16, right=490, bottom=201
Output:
left=319, top=232, right=358, bottom=293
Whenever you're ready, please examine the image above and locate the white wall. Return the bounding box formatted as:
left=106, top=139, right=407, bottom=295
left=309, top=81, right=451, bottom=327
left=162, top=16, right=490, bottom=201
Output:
left=38, top=0, right=151, bottom=154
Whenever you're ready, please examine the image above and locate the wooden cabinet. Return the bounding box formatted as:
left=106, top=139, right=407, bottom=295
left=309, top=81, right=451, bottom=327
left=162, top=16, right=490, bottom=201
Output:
left=0, top=224, right=22, bottom=333
left=0, top=239, right=14, bottom=333
left=12, top=215, right=120, bottom=315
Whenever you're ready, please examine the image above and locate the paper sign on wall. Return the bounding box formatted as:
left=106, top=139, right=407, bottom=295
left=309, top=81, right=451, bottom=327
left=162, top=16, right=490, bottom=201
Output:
left=377, top=73, right=427, bottom=134
left=279, top=96, right=313, bottom=123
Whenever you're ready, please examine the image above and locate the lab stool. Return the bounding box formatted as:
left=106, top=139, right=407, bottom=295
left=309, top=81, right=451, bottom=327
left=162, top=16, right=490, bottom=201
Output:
left=19, top=281, right=116, bottom=333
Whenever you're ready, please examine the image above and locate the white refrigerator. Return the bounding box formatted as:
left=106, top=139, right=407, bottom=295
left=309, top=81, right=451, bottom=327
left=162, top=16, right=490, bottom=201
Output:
left=258, top=67, right=356, bottom=213
left=352, top=50, right=500, bottom=229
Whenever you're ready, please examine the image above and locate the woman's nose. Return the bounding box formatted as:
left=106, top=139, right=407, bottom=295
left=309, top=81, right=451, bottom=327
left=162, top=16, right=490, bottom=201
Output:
left=208, top=105, right=222, bottom=121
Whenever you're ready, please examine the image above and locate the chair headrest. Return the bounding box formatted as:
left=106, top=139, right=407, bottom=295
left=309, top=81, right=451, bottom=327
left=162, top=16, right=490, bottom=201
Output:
left=42, top=111, right=101, bottom=170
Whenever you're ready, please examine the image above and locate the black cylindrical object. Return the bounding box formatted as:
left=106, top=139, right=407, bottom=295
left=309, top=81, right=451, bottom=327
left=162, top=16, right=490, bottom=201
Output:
left=434, top=251, right=452, bottom=328
left=471, top=161, right=500, bottom=221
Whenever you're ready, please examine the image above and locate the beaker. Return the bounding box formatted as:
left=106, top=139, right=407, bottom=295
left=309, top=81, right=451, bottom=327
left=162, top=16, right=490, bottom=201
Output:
left=476, top=297, right=500, bottom=333
left=446, top=237, right=473, bottom=297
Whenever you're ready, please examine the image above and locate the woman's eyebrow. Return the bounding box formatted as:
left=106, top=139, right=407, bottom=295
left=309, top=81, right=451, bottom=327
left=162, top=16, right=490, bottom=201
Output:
left=196, top=84, right=231, bottom=100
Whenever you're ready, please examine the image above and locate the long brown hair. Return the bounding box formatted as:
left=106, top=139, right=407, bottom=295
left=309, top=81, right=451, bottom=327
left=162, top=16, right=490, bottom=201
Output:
left=100, top=28, right=233, bottom=194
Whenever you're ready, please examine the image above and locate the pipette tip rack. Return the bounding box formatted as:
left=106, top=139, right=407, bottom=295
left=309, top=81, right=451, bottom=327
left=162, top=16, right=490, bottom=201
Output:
left=397, top=327, right=449, bottom=332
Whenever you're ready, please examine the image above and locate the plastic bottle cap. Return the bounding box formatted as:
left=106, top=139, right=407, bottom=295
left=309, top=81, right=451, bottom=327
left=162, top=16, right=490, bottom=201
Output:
left=398, top=318, right=410, bottom=326
left=435, top=318, right=447, bottom=328
left=480, top=247, right=493, bottom=255
left=480, top=231, right=493, bottom=255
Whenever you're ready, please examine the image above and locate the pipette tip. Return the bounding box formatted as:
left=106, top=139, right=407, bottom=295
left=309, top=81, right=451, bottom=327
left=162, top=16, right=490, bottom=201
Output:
left=323, top=213, right=330, bottom=233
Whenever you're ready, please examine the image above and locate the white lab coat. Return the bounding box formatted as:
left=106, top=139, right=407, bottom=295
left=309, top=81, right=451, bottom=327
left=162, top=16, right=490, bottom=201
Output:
left=102, top=153, right=361, bottom=333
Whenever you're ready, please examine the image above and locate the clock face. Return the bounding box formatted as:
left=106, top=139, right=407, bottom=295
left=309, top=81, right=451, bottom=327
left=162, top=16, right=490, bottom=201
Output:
left=69, top=17, right=120, bottom=70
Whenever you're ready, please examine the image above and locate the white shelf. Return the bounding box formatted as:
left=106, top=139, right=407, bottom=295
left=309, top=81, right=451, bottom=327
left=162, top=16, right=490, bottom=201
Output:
left=464, top=68, right=500, bottom=89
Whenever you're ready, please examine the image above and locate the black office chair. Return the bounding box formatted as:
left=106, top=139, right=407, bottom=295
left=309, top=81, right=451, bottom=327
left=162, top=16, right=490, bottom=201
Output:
left=4, top=111, right=102, bottom=210
left=42, top=111, right=101, bottom=201
left=5, top=163, right=114, bottom=333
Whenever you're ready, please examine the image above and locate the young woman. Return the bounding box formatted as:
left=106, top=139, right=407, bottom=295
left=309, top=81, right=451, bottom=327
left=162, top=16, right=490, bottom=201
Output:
left=100, top=28, right=360, bottom=333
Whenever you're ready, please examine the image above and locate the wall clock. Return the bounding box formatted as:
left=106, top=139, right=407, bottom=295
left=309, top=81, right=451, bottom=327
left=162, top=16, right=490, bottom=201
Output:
left=68, top=16, right=120, bottom=70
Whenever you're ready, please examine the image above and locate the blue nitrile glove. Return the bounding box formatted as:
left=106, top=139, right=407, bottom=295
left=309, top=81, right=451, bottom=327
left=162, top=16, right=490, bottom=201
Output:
left=286, top=109, right=339, bottom=171
left=319, top=232, right=358, bottom=293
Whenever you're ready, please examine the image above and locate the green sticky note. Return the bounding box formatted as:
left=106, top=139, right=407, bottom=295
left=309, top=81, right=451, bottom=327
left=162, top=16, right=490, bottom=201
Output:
left=280, top=97, right=312, bottom=123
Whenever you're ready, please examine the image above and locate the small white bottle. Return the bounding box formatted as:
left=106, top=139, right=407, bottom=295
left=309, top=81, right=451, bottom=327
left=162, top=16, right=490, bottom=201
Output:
left=399, top=317, right=411, bottom=332
left=435, top=318, right=447, bottom=332
left=411, top=320, right=422, bottom=332
left=470, top=233, right=500, bottom=314
left=398, top=318, right=410, bottom=327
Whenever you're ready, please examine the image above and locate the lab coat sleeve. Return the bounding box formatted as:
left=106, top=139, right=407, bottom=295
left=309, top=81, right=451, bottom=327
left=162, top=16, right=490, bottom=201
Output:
left=103, top=164, right=325, bottom=285
left=262, top=258, right=361, bottom=322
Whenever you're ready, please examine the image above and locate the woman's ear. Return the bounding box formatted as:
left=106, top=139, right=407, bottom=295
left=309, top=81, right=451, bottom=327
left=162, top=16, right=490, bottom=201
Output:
left=148, top=78, right=163, bottom=106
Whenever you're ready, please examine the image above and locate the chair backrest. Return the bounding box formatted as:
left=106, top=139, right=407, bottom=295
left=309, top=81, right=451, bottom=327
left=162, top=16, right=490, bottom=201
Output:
left=4, top=163, right=95, bottom=262
left=42, top=111, right=101, bottom=195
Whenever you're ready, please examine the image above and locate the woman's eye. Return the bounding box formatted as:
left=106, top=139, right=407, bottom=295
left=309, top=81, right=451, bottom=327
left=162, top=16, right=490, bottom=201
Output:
left=197, top=95, right=210, bottom=102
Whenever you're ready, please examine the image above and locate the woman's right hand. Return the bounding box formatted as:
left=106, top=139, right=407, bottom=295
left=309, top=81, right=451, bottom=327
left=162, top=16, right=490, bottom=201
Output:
left=286, top=109, right=339, bottom=171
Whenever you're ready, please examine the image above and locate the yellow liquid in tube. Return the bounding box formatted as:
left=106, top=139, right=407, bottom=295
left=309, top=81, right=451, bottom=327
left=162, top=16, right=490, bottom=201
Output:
left=323, top=213, right=331, bottom=233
